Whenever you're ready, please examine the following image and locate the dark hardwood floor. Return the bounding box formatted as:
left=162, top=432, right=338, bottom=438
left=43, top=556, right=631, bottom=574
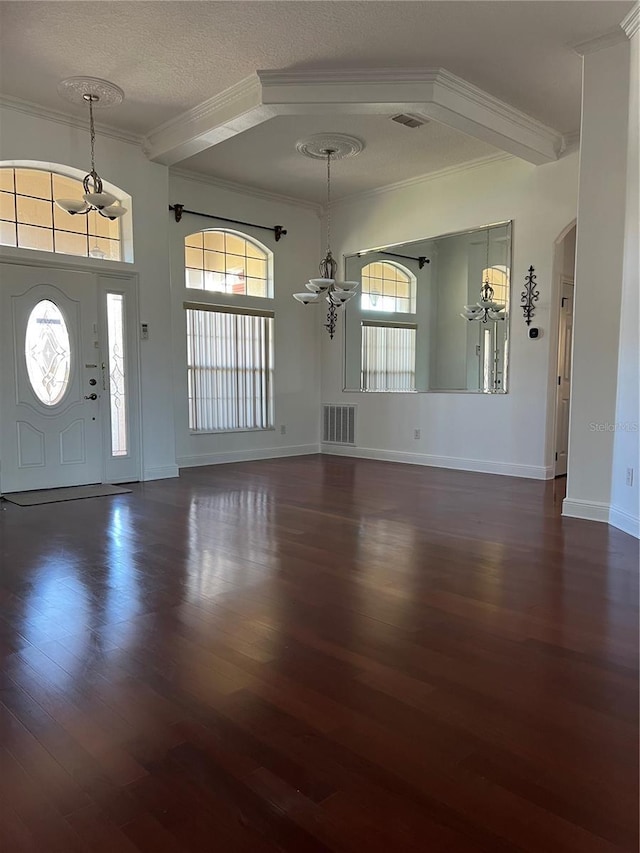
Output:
left=0, top=454, right=638, bottom=852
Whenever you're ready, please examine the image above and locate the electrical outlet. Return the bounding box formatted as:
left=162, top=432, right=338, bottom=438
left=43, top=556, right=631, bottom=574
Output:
left=280, top=424, right=286, bottom=436
left=626, top=468, right=634, bottom=487
left=414, top=428, right=421, bottom=440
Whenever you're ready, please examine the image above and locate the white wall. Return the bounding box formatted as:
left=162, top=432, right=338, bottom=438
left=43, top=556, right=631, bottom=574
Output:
left=321, top=154, right=579, bottom=479
left=168, top=172, right=322, bottom=467
left=0, top=104, right=177, bottom=480
left=0, top=105, right=322, bottom=482
left=610, top=24, right=639, bottom=538
left=564, top=40, right=630, bottom=522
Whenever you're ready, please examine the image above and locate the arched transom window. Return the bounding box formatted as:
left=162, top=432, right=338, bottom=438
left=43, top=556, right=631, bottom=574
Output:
left=0, top=167, right=121, bottom=260
left=184, top=229, right=272, bottom=297
left=361, top=261, right=416, bottom=313
left=482, top=265, right=509, bottom=304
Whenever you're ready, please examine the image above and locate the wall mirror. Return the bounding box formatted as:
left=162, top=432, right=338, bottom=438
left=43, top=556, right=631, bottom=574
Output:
left=343, top=221, right=512, bottom=393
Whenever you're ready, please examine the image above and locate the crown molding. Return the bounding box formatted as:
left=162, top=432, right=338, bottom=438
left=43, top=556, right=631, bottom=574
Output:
left=258, top=68, right=442, bottom=86
left=0, top=93, right=142, bottom=145
left=572, top=28, right=629, bottom=56
left=169, top=166, right=322, bottom=213
left=430, top=68, right=561, bottom=159
left=621, top=3, right=639, bottom=38
left=144, top=66, right=563, bottom=170
left=333, top=152, right=515, bottom=208
left=142, top=74, right=274, bottom=164
left=559, top=129, right=580, bottom=155
left=173, top=152, right=522, bottom=215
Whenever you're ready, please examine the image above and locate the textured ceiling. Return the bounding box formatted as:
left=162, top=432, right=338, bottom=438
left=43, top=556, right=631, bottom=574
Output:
left=0, top=1, right=632, bottom=202
left=0, top=1, right=633, bottom=136
left=179, top=114, right=501, bottom=202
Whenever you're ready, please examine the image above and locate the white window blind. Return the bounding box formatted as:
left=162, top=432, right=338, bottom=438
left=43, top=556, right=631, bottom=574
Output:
left=185, top=305, right=274, bottom=431
left=361, top=323, right=416, bottom=392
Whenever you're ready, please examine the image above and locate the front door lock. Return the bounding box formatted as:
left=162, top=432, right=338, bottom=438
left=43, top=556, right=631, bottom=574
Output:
left=89, top=378, right=97, bottom=386
left=84, top=393, right=98, bottom=400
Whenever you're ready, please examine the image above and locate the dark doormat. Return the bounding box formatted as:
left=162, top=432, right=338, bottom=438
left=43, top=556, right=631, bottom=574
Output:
left=3, top=484, right=132, bottom=506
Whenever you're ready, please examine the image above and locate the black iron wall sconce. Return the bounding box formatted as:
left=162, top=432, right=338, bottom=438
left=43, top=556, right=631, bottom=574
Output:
left=521, top=266, right=539, bottom=326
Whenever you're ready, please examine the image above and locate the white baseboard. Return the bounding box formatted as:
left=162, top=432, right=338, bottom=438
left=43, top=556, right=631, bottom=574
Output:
left=143, top=465, right=180, bottom=481
left=177, top=443, right=319, bottom=469
left=562, top=498, right=610, bottom=523
left=320, top=444, right=552, bottom=479
left=608, top=505, right=640, bottom=539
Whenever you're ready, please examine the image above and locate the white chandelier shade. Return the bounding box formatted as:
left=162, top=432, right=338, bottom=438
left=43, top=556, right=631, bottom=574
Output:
left=460, top=281, right=507, bottom=323
left=293, top=136, right=364, bottom=339
left=54, top=83, right=127, bottom=222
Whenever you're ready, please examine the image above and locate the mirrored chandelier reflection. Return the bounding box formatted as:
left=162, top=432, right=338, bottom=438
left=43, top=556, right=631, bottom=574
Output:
left=293, top=135, right=364, bottom=339
left=460, top=228, right=507, bottom=324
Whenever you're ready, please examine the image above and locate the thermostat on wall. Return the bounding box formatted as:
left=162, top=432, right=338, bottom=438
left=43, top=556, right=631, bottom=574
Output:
left=140, top=323, right=149, bottom=340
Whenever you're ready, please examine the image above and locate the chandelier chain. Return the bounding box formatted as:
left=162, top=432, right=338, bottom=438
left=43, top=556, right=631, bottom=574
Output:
left=326, top=149, right=332, bottom=255
left=87, top=95, right=97, bottom=175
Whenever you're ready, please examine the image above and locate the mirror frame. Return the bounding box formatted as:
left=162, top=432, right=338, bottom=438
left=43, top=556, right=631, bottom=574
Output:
left=342, top=220, right=513, bottom=394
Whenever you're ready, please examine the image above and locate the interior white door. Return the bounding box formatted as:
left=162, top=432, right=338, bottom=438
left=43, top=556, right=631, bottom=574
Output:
left=0, top=264, right=103, bottom=493
left=555, top=277, right=574, bottom=476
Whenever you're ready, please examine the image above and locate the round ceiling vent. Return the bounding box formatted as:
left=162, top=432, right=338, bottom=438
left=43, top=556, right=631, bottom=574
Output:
left=57, top=77, right=125, bottom=108
left=295, top=133, right=364, bottom=160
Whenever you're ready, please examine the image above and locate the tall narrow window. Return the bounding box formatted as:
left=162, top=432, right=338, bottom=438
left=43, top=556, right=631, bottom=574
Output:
left=361, top=322, right=416, bottom=392
left=106, top=293, right=128, bottom=456
left=0, top=166, right=123, bottom=260
left=185, top=305, right=274, bottom=432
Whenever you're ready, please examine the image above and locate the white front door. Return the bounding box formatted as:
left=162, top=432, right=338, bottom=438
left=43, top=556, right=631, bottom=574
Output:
left=555, top=277, right=574, bottom=477
left=0, top=264, right=104, bottom=492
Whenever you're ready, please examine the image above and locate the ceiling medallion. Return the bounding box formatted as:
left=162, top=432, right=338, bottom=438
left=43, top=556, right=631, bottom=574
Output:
left=293, top=137, right=364, bottom=339
left=54, top=77, right=127, bottom=221
left=295, top=133, right=364, bottom=161
left=57, top=77, right=125, bottom=108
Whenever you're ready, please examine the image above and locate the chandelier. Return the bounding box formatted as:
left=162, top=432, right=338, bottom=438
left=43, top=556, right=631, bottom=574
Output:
left=460, top=228, right=507, bottom=323
left=55, top=77, right=127, bottom=221
left=293, top=134, right=363, bottom=338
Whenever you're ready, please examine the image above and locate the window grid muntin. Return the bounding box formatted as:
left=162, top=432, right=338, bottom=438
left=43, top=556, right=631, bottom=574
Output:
left=184, top=229, right=270, bottom=297
left=0, top=167, right=121, bottom=260
left=361, top=261, right=415, bottom=313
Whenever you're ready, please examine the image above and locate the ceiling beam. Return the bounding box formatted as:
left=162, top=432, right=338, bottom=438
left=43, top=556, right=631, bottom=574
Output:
left=143, top=68, right=565, bottom=167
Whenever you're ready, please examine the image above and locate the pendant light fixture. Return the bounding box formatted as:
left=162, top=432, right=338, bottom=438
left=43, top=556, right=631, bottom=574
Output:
left=460, top=227, right=507, bottom=323
left=55, top=77, right=127, bottom=221
left=293, top=134, right=364, bottom=339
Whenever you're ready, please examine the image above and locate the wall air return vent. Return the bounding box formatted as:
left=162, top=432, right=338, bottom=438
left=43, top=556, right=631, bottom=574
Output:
left=322, top=404, right=356, bottom=445
left=391, top=114, right=427, bottom=129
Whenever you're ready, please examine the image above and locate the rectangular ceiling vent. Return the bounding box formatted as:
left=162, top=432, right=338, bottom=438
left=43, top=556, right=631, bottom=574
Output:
left=322, top=404, right=356, bottom=445
left=391, top=114, right=427, bottom=129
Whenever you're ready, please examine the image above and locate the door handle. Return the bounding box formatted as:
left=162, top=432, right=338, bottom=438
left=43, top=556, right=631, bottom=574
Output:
left=84, top=393, right=98, bottom=400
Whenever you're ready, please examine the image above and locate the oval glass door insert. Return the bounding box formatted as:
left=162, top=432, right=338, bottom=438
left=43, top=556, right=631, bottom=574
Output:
left=25, top=300, right=71, bottom=405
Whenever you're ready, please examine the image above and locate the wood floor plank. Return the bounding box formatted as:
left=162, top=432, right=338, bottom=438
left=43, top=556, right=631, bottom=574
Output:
left=0, top=455, right=637, bottom=851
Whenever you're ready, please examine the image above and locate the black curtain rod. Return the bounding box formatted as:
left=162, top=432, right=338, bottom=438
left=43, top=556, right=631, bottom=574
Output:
left=358, top=250, right=430, bottom=269
left=169, top=204, right=287, bottom=241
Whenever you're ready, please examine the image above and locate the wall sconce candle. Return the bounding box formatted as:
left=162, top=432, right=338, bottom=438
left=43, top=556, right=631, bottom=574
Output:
left=521, top=266, right=539, bottom=326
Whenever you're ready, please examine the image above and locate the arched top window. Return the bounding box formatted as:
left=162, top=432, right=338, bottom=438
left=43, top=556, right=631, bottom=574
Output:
left=184, top=229, right=272, bottom=298
left=482, top=265, right=509, bottom=304
left=0, top=166, right=122, bottom=261
left=361, top=261, right=416, bottom=313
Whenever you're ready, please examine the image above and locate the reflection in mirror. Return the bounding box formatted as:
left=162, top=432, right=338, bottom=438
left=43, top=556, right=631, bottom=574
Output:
left=343, top=222, right=511, bottom=393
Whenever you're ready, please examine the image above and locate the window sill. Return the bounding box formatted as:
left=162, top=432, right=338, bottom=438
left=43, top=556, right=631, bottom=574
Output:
left=189, top=427, right=276, bottom=436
